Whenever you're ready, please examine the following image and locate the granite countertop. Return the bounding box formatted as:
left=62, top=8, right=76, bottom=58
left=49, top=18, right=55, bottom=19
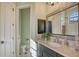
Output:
left=34, top=37, right=79, bottom=57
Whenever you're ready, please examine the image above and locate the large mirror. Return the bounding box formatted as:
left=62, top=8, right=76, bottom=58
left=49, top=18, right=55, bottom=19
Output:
left=47, top=5, right=78, bottom=36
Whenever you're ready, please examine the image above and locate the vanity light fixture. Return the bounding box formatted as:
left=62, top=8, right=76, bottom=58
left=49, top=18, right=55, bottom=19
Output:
left=46, top=2, right=54, bottom=6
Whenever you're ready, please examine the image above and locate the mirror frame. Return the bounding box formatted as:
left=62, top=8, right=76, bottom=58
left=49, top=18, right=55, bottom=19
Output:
left=78, top=3, right=79, bottom=36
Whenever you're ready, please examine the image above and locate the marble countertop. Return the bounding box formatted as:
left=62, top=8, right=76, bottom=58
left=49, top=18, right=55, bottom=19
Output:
left=34, top=37, right=79, bottom=57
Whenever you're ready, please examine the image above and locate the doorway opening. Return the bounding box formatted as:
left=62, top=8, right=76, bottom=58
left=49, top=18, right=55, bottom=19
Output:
left=19, top=8, right=31, bottom=57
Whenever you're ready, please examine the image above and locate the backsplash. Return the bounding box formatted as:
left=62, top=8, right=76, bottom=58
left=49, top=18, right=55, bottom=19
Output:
left=51, top=35, right=79, bottom=51
left=36, top=34, right=79, bottom=51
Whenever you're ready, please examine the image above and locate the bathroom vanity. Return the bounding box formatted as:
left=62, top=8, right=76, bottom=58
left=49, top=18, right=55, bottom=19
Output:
left=34, top=36, right=79, bottom=57
left=34, top=3, right=79, bottom=57
left=37, top=43, right=64, bottom=57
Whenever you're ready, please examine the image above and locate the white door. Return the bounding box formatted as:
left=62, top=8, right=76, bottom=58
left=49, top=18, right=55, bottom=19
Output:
left=0, top=3, right=16, bottom=57
left=0, top=3, right=5, bottom=56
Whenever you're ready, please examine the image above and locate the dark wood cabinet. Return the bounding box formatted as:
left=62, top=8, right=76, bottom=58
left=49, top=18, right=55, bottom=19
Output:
left=37, top=43, right=43, bottom=57
left=37, top=43, right=64, bottom=57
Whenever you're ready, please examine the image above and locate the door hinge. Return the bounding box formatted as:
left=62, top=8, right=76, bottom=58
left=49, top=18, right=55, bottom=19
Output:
left=12, top=24, right=14, bottom=26
left=12, top=37, right=14, bottom=40
left=13, top=51, right=14, bottom=54
left=12, top=8, right=14, bottom=11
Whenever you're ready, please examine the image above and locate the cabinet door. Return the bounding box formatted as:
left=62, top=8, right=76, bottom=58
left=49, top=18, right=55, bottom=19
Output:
left=42, top=52, right=53, bottom=57
left=37, top=43, right=64, bottom=57
left=43, top=45, right=64, bottom=57
left=42, top=45, right=56, bottom=57
left=56, top=53, right=64, bottom=57
left=37, top=43, right=43, bottom=57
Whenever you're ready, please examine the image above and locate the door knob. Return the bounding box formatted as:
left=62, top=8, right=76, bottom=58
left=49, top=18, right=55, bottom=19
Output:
left=1, top=41, right=4, bottom=44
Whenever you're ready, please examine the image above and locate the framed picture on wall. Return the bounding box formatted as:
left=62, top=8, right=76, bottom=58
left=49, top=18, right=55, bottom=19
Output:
left=38, top=19, right=46, bottom=34
left=38, top=19, right=52, bottom=34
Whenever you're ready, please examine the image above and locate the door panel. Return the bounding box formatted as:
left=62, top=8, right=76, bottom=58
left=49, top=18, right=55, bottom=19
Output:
left=0, top=3, right=6, bottom=57
left=5, top=3, right=15, bottom=57
left=5, top=3, right=11, bottom=56
left=0, top=3, right=15, bottom=57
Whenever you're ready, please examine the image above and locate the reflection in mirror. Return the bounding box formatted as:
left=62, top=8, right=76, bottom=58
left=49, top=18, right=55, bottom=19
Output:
left=65, top=6, right=78, bottom=35
left=47, top=5, right=78, bottom=36
left=48, top=12, right=62, bottom=34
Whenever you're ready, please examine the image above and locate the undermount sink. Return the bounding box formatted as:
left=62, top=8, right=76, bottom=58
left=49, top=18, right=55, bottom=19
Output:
left=47, top=37, right=61, bottom=48
left=48, top=42, right=61, bottom=48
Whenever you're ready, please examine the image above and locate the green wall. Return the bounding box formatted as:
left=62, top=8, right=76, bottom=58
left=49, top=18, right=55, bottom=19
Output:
left=20, top=8, right=30, bottom=46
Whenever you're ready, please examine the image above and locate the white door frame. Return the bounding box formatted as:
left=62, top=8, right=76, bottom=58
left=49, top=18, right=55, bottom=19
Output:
left=15, top=4, right=31, bottom=57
